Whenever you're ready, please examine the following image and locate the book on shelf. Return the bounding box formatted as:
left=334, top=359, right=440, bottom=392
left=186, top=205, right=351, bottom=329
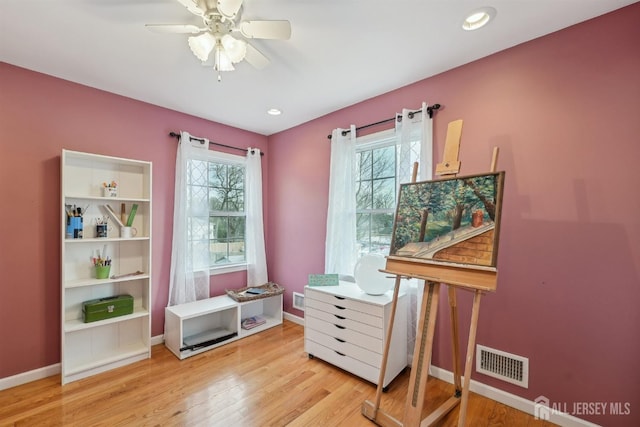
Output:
left=241, top=315, right=266, bottom=330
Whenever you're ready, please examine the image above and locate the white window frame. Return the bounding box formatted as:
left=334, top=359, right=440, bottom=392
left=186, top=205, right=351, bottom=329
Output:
left=355, top=129, right=398, bottom=257
left=187, top=150, right=248, bottom=276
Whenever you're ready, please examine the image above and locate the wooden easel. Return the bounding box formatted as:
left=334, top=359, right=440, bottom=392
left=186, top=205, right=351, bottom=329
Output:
left=362, top=120, right=501, bottom=427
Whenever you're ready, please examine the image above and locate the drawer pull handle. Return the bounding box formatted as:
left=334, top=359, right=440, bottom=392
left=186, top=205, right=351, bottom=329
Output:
left=334, top=315, right=346, bottom=320
left=334, top=305, right=346, bottom=310
left=334, top=324, right=346, bottom=330
left=334, top=337, right=345, bottom=343
left=334, top=296, right=346, bottom=300
left=335, top=351, right=346, bottom=356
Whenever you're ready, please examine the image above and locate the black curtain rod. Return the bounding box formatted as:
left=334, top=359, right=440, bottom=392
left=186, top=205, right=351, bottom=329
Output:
left=327, top=103, right=441, bottom=139
left=169, top=132, right=264, bottom=156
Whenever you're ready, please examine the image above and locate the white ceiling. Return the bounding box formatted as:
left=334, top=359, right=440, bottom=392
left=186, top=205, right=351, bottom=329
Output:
left=1, top=0, right=636, bottom=136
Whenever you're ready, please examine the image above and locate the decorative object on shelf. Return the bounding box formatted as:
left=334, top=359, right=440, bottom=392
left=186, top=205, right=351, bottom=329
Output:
left=96, top=224, right=108, bottom=238
left=104, top=204, right=125, bottom=228
left=121, top=226, right=138, bottom=238
left=95, top=216, right=111, bottom=238
left=308, top=273, right=339, bottom=287
left=82, top=295, right=133, bottom=323
left=66, top=216, right=83, bottom=239
left=95, top=265, right=111, bottom=279
left=226, top=282, right=284, bottom=302
left=102, top=181, right=118, bottom=197
left=65, top=204, right=87, bottom=239
left=126, top=203, right=138, bottom=226
left=354, top=253, right=394, bottom=295
left=92, top=247, right=112, bottom=278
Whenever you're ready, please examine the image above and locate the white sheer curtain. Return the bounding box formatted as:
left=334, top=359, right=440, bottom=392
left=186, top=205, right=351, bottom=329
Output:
left=245, top=148, right=268, bottom=286
left=168, top=131, right=211, bottom=306
left=397, top=101, right=432, bottom=184
left=396, top=102, right=433, bottom=365
left=324, top=125, right=357, bottom=276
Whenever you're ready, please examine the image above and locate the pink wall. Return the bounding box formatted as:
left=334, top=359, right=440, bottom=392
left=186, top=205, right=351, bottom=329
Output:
left=0, top=63, right=268, bottom=379
left=1, top=4, right=638, bottom=425
left=267, top=4, right=639, bottom=426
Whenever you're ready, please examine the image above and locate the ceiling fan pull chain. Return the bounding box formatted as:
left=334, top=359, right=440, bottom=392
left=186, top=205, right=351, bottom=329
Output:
left=216, top=47, right=222, bottom=82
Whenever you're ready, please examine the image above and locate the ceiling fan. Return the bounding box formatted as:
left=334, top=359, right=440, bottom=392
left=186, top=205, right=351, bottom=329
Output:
left=146, top=0, right=291, bottom=80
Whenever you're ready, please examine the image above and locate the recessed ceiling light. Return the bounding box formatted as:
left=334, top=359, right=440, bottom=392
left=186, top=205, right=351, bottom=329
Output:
left=462, top=7, right=496, bottom=31
left=267, top=108, right=282, bottom=116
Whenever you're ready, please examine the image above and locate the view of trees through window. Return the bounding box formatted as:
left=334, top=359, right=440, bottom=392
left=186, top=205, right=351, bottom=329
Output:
left=188, top=159, right=246, bottom=268
left=356, top=143, right=397, bottom=256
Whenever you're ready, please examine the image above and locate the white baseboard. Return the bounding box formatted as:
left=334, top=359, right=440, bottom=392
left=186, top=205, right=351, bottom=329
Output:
left=429, top=366, right=600, bottom=427
left=0, top=364, right=60, bottom=391
left=1, top=336, right=165, bottom=391
left=151, top=334, right=164, bottom=346
left=284, top=311, right=304, bottom=326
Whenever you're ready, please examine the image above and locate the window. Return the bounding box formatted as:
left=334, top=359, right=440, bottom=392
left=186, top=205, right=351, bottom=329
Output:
left=355, top=129, right=422, bottom=257
left=187, top=154, right=246, bottom=271
left=356, top=131, right=397, bottom=256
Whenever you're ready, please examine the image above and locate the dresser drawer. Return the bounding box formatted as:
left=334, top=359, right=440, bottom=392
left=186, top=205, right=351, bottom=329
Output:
left=305, top=306, right=382, bottom=339
left=305, top=314, right=383, bottom=353
left=306, top=328, right=381, bottom=367
left=305, top=340, right=379, bottom=385
left=305, top=298, right=383, bottom=328
left=306, top=288, right=383, bottom=317
left=304, top=282, right=407, bottom=389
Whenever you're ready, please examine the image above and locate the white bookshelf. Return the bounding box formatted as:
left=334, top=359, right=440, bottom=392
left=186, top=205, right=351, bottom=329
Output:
left=61, top=149, right=152, bottom=385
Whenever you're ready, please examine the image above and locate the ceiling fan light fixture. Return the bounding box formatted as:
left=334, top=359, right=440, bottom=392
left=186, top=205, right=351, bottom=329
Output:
left=462, top=7, right=496, bottom=31
left=221, top=34, right=247, bottom=63
left=217, top=0, right=243, bottom=20
left=214, top=44, right=235, bottom=72
left=188, top=32, right=216, bottom=61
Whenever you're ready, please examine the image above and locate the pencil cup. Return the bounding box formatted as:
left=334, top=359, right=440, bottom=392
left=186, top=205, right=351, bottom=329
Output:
left=96, top=224, right=110, bottom=238
left=95, top=265, right=111, bottom=279
left=71, top=216, right=83, bottom=239
left=121, top=226, right=138, bottom=238
left=103, top=187, right=118, bottom=197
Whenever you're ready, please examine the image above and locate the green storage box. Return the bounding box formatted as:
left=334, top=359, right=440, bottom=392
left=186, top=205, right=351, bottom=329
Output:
left=83, top=295, right=134, bottom=323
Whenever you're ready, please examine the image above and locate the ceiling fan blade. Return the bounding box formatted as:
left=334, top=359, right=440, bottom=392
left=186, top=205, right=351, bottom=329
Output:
left=244, top=43, right=270, bottom=69
left=145, top=24, right=204, bottom=34
left=175, top=0, right=204, bottom=16
left=217, top=0, right=243, bottom=19
left=240, top=20, right=291, bottom=40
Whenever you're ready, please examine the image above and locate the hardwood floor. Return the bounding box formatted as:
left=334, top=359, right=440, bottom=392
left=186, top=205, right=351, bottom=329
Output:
left=0, top=321, right=554, bottom=426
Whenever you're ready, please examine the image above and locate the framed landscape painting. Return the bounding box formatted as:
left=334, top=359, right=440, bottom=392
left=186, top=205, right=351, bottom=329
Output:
left=390, top=171, right=505, bottom=268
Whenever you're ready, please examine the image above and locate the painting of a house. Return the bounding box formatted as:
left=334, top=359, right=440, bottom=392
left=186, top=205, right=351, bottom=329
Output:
left=390, top=172, right=505, bottom=267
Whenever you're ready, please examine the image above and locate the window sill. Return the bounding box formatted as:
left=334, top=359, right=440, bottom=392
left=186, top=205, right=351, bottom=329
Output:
left=209, top=263, right=247, bottom=276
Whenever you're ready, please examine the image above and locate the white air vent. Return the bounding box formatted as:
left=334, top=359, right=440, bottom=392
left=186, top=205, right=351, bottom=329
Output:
left=293, top=292, right=305, bottom=311
left=476, top=345, right=528, bottom=388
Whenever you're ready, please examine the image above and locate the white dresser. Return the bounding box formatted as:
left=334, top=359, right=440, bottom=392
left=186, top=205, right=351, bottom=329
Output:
left=304, top=282, right=407, bottom=389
